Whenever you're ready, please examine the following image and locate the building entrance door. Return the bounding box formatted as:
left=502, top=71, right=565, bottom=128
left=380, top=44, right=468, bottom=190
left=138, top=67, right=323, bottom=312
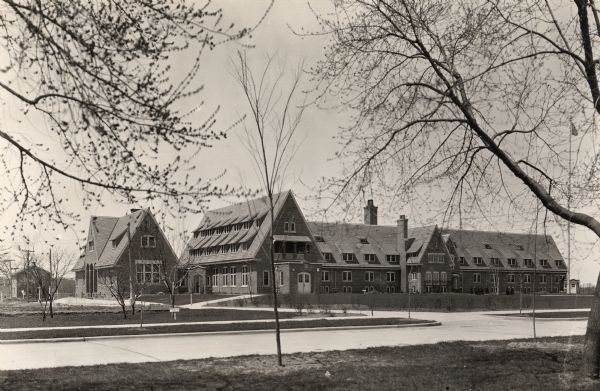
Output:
left=297, top=272, right=311, bottom=294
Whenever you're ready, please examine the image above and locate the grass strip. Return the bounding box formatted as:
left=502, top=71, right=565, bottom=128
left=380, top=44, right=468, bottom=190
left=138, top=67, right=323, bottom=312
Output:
left=0, top=317, right=428, bottom=341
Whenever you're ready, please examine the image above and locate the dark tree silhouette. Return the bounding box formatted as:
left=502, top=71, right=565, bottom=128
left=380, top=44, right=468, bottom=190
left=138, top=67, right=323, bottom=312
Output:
left=0, top=0, right=271, bottom=236
left=311, top=0, right=600, bottom=377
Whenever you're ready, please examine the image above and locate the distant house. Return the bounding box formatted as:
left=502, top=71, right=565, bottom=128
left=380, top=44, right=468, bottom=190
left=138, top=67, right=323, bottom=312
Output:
left=7, top=264, right=50, bottom=300
left=443, top=229, right=567, bottom=294
left=72, top=208, right=178, bottom=298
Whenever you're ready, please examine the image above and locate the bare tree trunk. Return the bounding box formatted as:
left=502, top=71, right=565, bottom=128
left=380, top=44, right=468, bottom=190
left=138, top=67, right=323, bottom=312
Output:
left=49, top=297, right=53, bottom=319
left=268, top=196, right=283, bottom=366
left=583, top=275, right=600, bottom=378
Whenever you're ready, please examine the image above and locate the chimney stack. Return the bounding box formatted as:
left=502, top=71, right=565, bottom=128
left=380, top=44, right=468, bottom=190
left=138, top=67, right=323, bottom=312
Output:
left=397, top=214, right=408, bottom=292
left=364, top=199, right=378, bottom=225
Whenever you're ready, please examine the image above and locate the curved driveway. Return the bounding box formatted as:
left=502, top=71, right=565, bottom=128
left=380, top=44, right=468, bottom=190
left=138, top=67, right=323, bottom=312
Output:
left=0, top=309, right=587, bottom=371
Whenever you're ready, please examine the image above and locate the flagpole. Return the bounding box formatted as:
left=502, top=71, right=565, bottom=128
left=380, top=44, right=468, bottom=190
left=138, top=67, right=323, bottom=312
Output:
left=567, top=125, right=571, bottom=294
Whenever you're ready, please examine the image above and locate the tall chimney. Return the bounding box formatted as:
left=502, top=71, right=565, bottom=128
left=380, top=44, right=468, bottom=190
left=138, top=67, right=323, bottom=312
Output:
left=364, top=199, right=378, bottom=225
left=397, top=214, right=408, bottom=292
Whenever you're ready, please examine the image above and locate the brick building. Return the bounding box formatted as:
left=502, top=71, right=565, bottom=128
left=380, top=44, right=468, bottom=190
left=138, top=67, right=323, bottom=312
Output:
left=72, top=208, right=178, bottom=298
left=443, top=229, right=567, bottom=294
left=182, top=191, right=323, bottom=295
left=185, top=193, right=457, bottom=295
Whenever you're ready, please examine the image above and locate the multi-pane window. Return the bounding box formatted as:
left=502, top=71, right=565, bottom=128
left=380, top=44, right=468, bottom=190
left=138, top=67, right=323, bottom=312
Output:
left=473, top=273, right=481, bottom=283
left=279, top=271, right=284, bottom=286
left=322, top=270, right=330, bottom=282
left=364, top=254, right=377, bottom=264
left=411, top=272, right=418, bottom=281
left=428, top=254, right=445, bottom=263
left=262, top=270, right=270, bottom=286
left=241, top=266, right=249, bottom=286
left=555, top=275, right=561, bottom=283
left=141, top=235, right=156, bottom=248
left=283, top=222, right=296, bottom=233
left=425, top=271, right=432, bottom=283
left=364, top=271, right=374, bottom=282
left=223, top=267, right=229, bottom=286
left=324, top=252, right=334, bottom=262
left=555, top=260, right=564, bottom=268
left=459, top=257, right=467, bottom=265
left=433, top=272, right=439, bottom=284
left=441, top=272, right=447, bottom=284
left=540, top=259, right=549, bottom=267
left=136, top=262, right=160, bottom=283
left=386, top=255, right=400, bottom=263
left=540, top=274, right=547, bottom=283
left=524, top=259, right=534, bottom=268
left=473, top=257, right=484, bottom=265
left=230, top=267, right=237, bottom=286
left=342, top=253, right=355, bottom=263
left=211, top=268, right=218, bottom=286
left=508, top=258, right=517, bottom=267
left=88, top=240, right=95, bottom=252
left=524, top=274, right=531, bottom=283
left=342, top=271, right=352, bottom=282
left=508, top=274, right=515, bottom=283
left=386, top=271, right=395, bottom=282
left=491, top=258, right=500, bottom=267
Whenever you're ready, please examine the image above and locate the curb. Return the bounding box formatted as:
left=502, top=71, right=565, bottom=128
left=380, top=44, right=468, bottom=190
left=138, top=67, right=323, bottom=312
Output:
left=0, top=320, right=441, bottom=344
left=490, top=315, right=588, bottom=322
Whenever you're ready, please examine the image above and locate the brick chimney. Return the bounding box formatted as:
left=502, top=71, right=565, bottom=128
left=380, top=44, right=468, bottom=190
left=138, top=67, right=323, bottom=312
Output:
left=364, top=199, right=378, bottom=225
left=397, top=214, right=408, bottom=292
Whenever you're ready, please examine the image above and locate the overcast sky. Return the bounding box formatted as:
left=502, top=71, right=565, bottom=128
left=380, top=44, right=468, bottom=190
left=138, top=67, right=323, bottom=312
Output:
left=1, top=0, right=598, bottom=283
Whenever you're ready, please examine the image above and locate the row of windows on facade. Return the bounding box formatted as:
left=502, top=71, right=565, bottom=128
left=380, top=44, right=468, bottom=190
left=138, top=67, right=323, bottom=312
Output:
left=88, top=235, right=156, bottom=252
left=321, top=270, right=396, bottom=283
left=189, top=242, right=250, bottom=257
left=459, top=257, right=563, bottom=268
left=322, top=253, right=402, bottom=264
left=470, top=273, right=563, bottom=284
left=194, top=220, right=259, bottom=239
left=421, top=271, right=449, bottom=284
left=208, top=268, right=398, bottom=287
left=323, top=285, right=398, bottom=294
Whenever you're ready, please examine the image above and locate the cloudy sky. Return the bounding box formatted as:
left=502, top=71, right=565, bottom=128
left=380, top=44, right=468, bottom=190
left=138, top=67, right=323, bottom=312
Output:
left=1, top=0, right=598, bottom=283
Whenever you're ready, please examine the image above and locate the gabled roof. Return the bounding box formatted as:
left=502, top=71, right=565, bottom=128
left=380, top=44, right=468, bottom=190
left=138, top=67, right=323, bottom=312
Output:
left=193, top=193, right=284, bottom=233
left=183, top=191, right=291, bottom=265
left=72, top=209, right=167, bottom=271
left=444, top=229, right=565, bottom=271
left=307, top=222, right=437, bottom=268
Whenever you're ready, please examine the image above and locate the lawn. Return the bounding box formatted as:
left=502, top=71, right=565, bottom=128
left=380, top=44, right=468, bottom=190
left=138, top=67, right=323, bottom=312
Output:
left=0, top=336, right=595, bottom=390
left=0, top=317, right=427, bottom=340
left=0, top=308, right=297, bottom=329
left=232, top=292, right=595, bottom=312
left=139, top=293, right=236, bottom=306
left=498, top=311, right=589, bottom=319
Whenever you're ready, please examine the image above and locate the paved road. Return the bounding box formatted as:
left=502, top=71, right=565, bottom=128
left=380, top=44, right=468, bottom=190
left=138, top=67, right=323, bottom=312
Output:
left=0, top=310, right=586, bottom=371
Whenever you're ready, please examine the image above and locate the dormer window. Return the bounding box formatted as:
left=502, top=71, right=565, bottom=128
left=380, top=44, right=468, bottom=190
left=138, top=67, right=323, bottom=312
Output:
left=364, top=253, right=377, bottom=263
left=473, top=257, right=484, bottom=265
left=314, top=235, right=324, bottom=242
left=524, top=258, right=534, bottom=268
left=359, top=238, right=369, bottom=244
left=324, top=252, right=334, bottom=262
left=342, top=253, right=356, bottom=263
left=508, top=258, right=517, bottom=266
left=555, top=259, right=563, bottom=268
left=484, top=244, right=492, bottom=249
left=540, top=259, right=549, bottom=267
left=491, top=258, right=500, bottom=267
left=284, top=221, right=296, bottom=233
left=141, top=235, right=156, bottom=248
left=88, top=240, right=95, bottom=252
left=459, top=257, right=467, bottom=265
